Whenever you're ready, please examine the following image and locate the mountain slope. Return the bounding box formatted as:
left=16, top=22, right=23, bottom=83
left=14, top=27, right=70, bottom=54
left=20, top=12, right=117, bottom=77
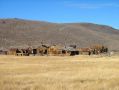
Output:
left=0, top=18, right=119, bottom=50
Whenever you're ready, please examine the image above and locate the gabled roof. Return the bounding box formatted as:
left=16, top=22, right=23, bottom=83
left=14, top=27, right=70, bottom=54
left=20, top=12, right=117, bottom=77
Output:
left=62, top=46, right=77, bottom=51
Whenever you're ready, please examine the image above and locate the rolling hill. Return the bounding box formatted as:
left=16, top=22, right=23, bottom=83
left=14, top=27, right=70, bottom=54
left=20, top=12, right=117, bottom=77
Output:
left=0, top=18, right=119, bottom=50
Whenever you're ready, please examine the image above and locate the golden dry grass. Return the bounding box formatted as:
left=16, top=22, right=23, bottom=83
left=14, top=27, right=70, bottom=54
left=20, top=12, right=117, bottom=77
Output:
left=0, top=55, right=119, bottom=90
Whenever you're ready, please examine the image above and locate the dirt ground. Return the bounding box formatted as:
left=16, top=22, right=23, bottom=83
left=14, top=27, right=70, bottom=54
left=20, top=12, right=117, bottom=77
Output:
left=0, top=55, right=119, bottom=90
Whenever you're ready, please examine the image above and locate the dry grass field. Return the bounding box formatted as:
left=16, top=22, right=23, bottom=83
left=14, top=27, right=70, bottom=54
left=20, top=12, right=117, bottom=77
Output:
left=0, top=55, right=119, bottom=90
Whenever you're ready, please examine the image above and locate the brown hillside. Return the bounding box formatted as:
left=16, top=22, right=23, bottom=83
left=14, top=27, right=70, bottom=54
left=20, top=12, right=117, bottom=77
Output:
left=0, top=18, right=119, bottom=50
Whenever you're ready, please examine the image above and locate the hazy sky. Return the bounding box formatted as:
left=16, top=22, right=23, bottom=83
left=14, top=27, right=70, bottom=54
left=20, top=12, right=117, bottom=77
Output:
left=0, top=0, right=119, bottom=29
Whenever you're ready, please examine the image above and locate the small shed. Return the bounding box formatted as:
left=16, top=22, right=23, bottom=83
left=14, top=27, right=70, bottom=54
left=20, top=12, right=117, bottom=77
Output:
left=62, top=46, right=79, bottom=56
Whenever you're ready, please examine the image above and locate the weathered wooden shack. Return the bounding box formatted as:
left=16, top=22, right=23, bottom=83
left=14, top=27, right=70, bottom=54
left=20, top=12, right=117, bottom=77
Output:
left=0, top=50, right=7, bottom=55
left=48, top=45, right=62, bottom=56
left=78, top=48, right=91, bottom=55
left=62, top=46, right=79, bottom=56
